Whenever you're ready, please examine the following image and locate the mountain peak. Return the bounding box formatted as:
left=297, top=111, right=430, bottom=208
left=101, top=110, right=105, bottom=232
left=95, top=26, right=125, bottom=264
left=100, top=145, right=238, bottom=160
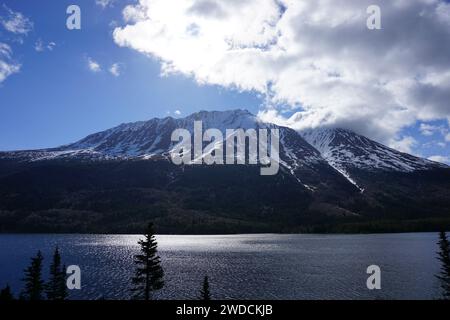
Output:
left=301, top=127, right=446, bottom=173
left=183, top=109, right=261, bottom=131
left=187, top=109, right=253, bottom=118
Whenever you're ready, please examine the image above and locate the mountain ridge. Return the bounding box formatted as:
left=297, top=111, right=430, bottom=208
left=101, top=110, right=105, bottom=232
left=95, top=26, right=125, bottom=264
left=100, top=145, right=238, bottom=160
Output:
left=0, top=109, right=449, bottom=234
left=0, top=109, right=446, bottom=184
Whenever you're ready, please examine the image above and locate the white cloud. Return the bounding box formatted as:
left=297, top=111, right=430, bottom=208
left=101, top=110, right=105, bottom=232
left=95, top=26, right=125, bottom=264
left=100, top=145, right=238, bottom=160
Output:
left=428, top=155, right=450, bottom=164
left=0, top=5, right=33, bottom=35
left=420, top=124, right=438, bottom=136
left=34, top=41, right=44, bottom=52
left=419, top=123, right=448, bottom=138
left=35, top=39, right=56, bottom=52
left=96, top=0, right=115, bottom=9
left=446, top=133, right=450, bottom=142
left=109, top=20, right=119, bottom=29
left=122, top=4, right=148, bottom=23
left=388, top=136, right=418, bottom=154
left=87, top=57, right=101, bottom=73
left=174, top=110, right=182, bottom=116
left=47, top=42, right=56, bottom=51
left=109, top=63, right=121, bottom=76
left=0, top=42, right=20, bottom=84
left=0, top=43, right=12, bottom=59
left=113, top=0, right=450, bottom=145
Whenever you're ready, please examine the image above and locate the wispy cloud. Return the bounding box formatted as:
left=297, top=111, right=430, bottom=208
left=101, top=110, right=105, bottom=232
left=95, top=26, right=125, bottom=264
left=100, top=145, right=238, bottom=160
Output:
left=0, top=43, right=12, bottom=59
left=87, top=57, right=101, bottom=73
left=388, top=136, right=418, bottom=154
left=0, top=43, right=20, bottom=84
left=96, top=0, right=115, bottom=9
left=109, top=63, right=121, bottom=77
left=35, top=39, right=56, bottom=52
left=0, top=5, right=33, bottom=35
left=428, top=155, right=450, bottom=164
left=420, top=124, right=440, bottom=137
left=48, top=42, right=56, bottom=51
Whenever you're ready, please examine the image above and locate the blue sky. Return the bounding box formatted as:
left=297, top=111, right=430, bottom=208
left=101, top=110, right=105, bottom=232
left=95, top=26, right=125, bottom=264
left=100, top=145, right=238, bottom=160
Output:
left=0, top=0, right=261, bottom=150
left=0, top=0, right=448, bottom=164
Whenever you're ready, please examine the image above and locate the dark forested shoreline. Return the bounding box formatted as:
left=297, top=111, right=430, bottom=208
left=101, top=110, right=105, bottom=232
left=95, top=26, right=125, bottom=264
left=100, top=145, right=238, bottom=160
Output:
left=1, top=217, right=450, bottom=235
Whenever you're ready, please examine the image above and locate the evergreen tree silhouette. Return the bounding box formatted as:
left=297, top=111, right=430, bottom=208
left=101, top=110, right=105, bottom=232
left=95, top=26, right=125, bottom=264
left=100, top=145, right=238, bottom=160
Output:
left=0, top=284, right=14, bottom=301
left=21, top=251, right=45, bottom=300
left=200, top=275, right=211, bottom=300
left=436, top=231, right=450, bottom=300
left=45, top=247, right=68, bottom=300
left=131, top=223, right=164, bottom=300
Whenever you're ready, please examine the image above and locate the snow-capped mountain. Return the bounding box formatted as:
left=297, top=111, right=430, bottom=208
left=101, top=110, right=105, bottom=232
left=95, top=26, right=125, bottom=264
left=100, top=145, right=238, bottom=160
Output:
left=0, top=110, right=449, bottom=233
left=65, top=109, right=279, bottom=157
left=0, top=110, right=300, bottom=158
left=301, top=128, right=444, bottom=172
left=0, top=110, right=446, bottom=189
left=301, top=127, right=447, bottom=190
left=0, top=109, right=323, bottom=171
left=0, top=109, right=369, bottom=194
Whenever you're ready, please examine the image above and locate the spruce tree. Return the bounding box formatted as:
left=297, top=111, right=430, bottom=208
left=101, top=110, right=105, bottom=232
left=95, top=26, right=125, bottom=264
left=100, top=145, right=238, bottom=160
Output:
left=21, top=251, right=45, bottom=300
left=0, top=284, right=14, bottom=301
left=436, top=231, right=450, bottom=300
left=200, top=275, right=211, bottom=300
left=46, top=247, right=68, bottom=300
left=131, top=223, right=164, bottom=300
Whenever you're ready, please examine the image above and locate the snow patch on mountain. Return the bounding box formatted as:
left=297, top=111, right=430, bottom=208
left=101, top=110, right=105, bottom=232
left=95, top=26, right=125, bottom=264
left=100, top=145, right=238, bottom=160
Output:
left=0, top=109, right=321, bottom=170
left=301, top=127, right=447, bottom=185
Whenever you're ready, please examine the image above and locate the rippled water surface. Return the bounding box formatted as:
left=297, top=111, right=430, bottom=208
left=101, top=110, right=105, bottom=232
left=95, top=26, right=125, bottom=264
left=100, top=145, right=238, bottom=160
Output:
left=0, top=233, right=443, bottom=299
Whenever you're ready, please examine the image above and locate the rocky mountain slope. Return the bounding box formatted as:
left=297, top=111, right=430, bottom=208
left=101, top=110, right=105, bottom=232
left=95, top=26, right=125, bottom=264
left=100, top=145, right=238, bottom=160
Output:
left=0, top=110, right=449, bottom=233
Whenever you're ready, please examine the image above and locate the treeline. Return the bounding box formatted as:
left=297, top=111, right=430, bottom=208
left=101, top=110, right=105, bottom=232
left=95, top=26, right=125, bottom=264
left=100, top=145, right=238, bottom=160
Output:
left=0, top=248, right=67, bottom=300
left=3, top=207, right=450, bottom=235
left=296, top=218, right=450, bottom=234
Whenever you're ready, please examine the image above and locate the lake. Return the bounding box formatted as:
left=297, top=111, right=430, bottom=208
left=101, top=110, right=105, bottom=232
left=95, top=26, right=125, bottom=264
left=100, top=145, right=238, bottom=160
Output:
left=0, top=233, right=443, bottom=300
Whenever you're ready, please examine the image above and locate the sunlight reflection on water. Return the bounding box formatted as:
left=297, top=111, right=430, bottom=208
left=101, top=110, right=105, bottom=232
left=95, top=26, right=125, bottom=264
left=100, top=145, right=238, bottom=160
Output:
left=0, top=233, right=442, bottom=300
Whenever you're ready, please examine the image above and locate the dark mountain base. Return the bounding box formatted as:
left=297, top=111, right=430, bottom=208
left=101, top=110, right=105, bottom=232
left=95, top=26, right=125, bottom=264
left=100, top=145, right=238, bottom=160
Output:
left=301, top=218, right=450, bottom=234
left=0, top=160, right=449, bottom=234
left=2, top=212, right=450, bottom=234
